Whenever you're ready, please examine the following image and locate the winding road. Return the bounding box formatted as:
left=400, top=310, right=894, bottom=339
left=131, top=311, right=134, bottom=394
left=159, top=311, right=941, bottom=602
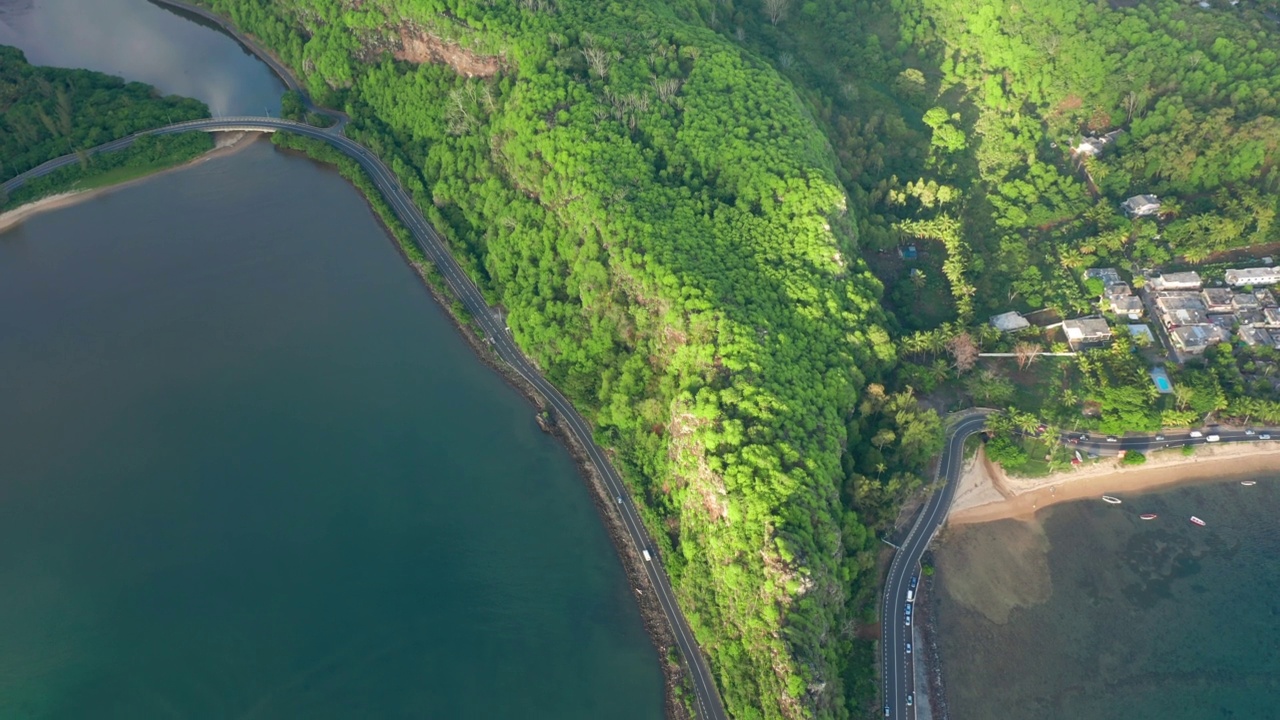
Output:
left=2, top=114, right=728, bottom=720
left=881, top=411, right=989, bottom=720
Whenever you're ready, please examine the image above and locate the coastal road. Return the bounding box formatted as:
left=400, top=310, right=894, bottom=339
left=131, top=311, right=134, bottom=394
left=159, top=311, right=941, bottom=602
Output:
left=1069, top=428, right=1279, bottom=456
left=882, top=411, right=989, bottom=720
left=2, top=116, right=729, bottom=720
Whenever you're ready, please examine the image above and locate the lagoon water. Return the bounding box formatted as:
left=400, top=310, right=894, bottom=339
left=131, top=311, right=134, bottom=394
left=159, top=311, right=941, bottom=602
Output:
left=933, top=480, right=1280, bottom=720
left=0, top=0, right=284, bottom=116
left=0, top=2, right=663, bottom=717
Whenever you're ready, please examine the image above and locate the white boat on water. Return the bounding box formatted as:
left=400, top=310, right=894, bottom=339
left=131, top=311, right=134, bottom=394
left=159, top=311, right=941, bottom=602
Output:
left=1190, top=516, right=1207, bottom=527
left=1102, top=495, right=1122, bottom=505
left=1241, top=480, right=1257, bottom=486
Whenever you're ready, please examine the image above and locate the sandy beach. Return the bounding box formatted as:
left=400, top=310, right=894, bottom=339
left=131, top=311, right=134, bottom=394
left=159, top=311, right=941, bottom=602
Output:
left=949, top=441, right=1280, bottom=525
left=0, top=131, right=262, bottom=235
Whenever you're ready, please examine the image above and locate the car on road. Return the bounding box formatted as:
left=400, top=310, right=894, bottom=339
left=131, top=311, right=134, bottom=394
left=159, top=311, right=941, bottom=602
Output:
left=907, top=693, right=913, bottom=707
left=906, top=642, right=912, bottom=654
left=1207, top=434, right=1221, bottom=442
left=1106, top=436, right=1118, bottom=443
left=910, top=575, right=919, bottom=591
left=1246, top=429, right=1256, bottom=435
left=1190, top=431, right=1204, bottom=438
left=885, top=705, right=891, bottom=717
left=1155, top=434, right=1165, bottom=441
left=1080, top=434, right=1090, bottom=441
left=1262, top=434, right=1272, bottom=440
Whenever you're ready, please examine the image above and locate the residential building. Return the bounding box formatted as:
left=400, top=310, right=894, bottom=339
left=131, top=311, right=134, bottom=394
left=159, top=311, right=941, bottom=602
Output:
left=1239, top=326, right=1276, bottom=348
left=1110, top=295, right=1143, bottom=316
left=1233, top=293, right=1262, bottom=311
left=1084, top=267, right=1122, bottom=286
left=1104, top=282, right=1132, bottom=299
left=1148, top=271, right=1203, bottom=291
left=1225, top=267, right=1280, bottom=287
left=1239, top=309, right=1268, bottom=328
left=1169, top=324, right=1229, bottom=356
left=1073, top=131, right=1121, bottom=157
left=1063, top=317, right=1113, bottom=350
left=1154, top=292, right=1206, bottom=313
left=1209, top=314, right=1236, bottom=331
left=1122, top=194, right=1161, bottom=217
left=1264, top=307, right=1280, bottom=328
left=1200, top=288, right=1235, bottom=313
left=1162, top=307, right=1209, bottom=328
left=990, top=311, right=1031, bottom=332
left=1255, top=289, right=1277, bottom=307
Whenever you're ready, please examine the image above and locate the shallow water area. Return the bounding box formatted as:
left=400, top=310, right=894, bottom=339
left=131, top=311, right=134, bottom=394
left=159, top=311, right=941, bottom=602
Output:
left=933, top=479, right=1280, bottom=720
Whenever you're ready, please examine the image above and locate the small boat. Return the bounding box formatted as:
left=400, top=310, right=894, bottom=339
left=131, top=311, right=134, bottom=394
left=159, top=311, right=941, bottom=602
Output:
left=1241, top=480, right=1257, bottom=486
left=1102, top=495, right=1122, bottom=505
left=1140, top=514, right=1158, bottom=520
left=1190, top=516, right=1206, bottom=526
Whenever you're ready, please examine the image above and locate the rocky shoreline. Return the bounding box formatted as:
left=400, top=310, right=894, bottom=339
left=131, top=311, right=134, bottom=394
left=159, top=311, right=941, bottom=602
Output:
left=916, top=554, right=951, bottom=720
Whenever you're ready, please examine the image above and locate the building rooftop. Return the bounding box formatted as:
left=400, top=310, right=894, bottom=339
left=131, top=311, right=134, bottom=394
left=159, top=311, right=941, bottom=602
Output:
left=1084, top=267, right=1122, bottom=285
left=990, top=311, right=1031, bottom=332
left=1163, top=307, right=1209, bottom=327
left=1123, top=194, right=1161, bottom=217
left=1239, top=326, right=1275, bottom=348
left=1170, top=324, right=1229, bottom=352
left=1063, top=317, right=1112, bottom=341
left=1149, top=271, right=1203, bottom=289
left=1110, top=296, right=1143, bottom=315
left=1201, top=288, right=1234, bottom=309
left=1225, top=267, right=1280, bottom=286
left=1155, top=292, right=1206, bottom=312
left=1234, top=293, right=1262, bottom=310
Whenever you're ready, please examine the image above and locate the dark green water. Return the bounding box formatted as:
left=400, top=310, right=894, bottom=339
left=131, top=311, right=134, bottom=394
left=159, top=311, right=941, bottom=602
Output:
left=0, top=137, right=663, bottom=716
left=934, top=479, right=1280, bottom=719
left=0, top=0, right=284, bottom=116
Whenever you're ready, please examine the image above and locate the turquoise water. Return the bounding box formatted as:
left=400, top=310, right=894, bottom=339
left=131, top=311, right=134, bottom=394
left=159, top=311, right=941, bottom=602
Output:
left=934, top=479, right=1280, bottom=719
left=0, top=113, right=663, bottom=719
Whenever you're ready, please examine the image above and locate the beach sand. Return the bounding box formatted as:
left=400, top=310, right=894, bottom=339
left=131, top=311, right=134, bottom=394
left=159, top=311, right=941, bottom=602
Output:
left=0, top=131, right=262, bottom=235
left=949, top=441, right=1280, bottom=525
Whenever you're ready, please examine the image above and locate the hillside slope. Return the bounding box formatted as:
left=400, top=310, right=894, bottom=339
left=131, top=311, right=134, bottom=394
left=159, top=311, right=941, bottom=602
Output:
left=194, top=0, right=900, bottom=717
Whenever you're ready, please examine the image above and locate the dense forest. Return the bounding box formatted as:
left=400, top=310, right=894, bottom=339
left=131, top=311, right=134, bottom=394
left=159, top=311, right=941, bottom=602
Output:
left=0, top=46, right=210, bottom=194
left=189, top=0, right=952, bottom=717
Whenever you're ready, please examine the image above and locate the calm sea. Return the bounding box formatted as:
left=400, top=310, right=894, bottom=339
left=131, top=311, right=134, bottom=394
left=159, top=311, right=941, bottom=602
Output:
left=933, top=479, right=1280, bottom=719
left=0, top=1, right=664, bottom=717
